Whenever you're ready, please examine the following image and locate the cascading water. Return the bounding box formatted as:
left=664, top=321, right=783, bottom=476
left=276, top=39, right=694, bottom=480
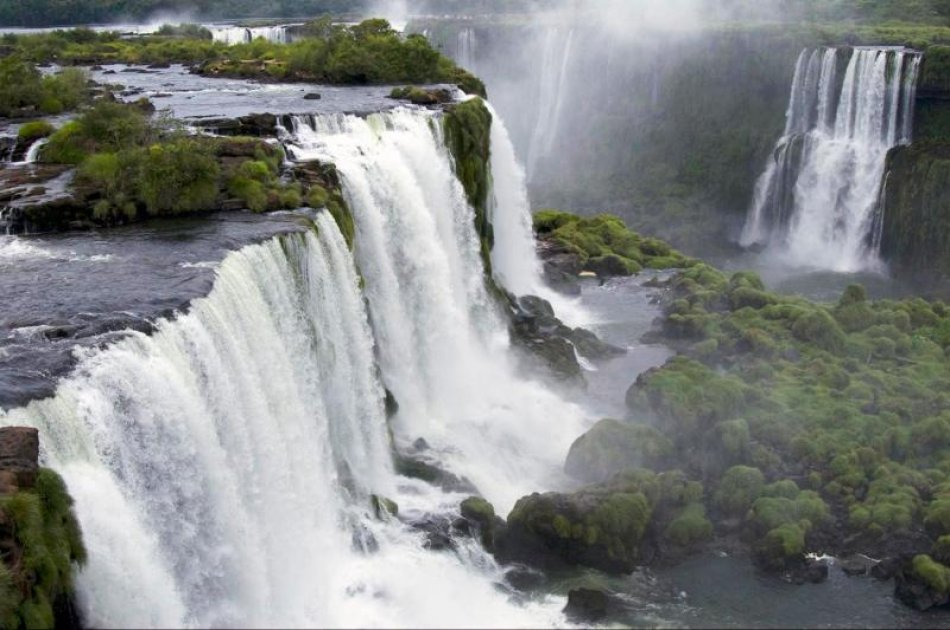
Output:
left=0, top=214, right=568, bottom=628
left=526, top=28, right=575, bottom=182
left=457, top=28, right=477, bottom=74
left=740, top=46, right=922, bottom=272
left=485, top=102, right=589, bottom=326
left=210, top=25, right=291, bottom=45
left=283, top=108, right=587, bottom=513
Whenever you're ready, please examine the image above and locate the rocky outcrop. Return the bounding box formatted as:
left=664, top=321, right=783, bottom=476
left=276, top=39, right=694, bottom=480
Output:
left=199, top=113, right=278, bottom=137
left=880, top=142, right=950, bottom=283
left=507, top=293, right=624, bottom=384
left=0, top=427, right=85, bottom=629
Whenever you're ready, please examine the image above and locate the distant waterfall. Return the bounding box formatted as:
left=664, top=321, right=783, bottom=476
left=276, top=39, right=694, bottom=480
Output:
left=0, top=214, right=568, bottom=627
left=457, top=27, right=477, bottom=73
left=740, top=47, right=922, bottom=272
left=284, top=109, right=586, bottom=513
left=210, top=25, right=291, bottom=45
left=526, top=28, right=575, bottom=182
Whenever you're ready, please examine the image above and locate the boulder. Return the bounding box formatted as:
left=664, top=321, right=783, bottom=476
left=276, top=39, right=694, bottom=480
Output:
left=303, top=92, right=322, bottom=100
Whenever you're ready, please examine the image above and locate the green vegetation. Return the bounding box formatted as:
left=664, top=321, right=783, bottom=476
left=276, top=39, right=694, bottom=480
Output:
left=443, top=97, right=494, bottom=271
left=24, top=101, right=330, bottom=230
left=0, top=58, right=88, bottom=118
left=0, top=469, right=86, bottom=629
left=504, top=469, right=707, bottom=573
left=17, top=120, right=55, bottom=142
left=533, top=211, right=696, bottom=275
left=613, top=258, right=950, bottom=566
left=2, top=19, right=485, bottom=95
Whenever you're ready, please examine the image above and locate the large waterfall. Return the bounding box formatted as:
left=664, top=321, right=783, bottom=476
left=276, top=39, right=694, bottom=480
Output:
left=0, top=108, right=585, bottom=627
left=740, top=46, right=922, bottom=271
left=283, top=109, right=586, bottom=512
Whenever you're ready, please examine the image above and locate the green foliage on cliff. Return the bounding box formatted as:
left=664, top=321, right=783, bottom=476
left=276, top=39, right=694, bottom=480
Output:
left=506, top=469, right=708, bottom=573
left=0, top=469, right=86, bottom=630
left=881, top=142, right=950, bottom=280
left=0, top=59, right=88, bottom=118
left=533, top=211, right=696, bottom=276
left=443, top=97, right=494, bottom=270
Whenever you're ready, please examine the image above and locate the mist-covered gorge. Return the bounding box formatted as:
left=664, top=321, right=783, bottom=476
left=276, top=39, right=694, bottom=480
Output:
left=416, top=17, right=950, bottom=286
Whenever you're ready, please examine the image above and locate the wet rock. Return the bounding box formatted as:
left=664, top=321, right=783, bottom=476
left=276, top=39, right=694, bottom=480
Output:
left=788, top=558, right=829, bottom=584
left=895, top=558, right=950, bottom=611
left=384, top=389, right=399, bottom=417
left=872, top=556, right=903, bottom=581
left=303, top=92, right=322, bottom=100
left=0, top=427, right=39, bottom=493
left=394, top=453, right=477, bottom=493
left=563, top=588, right=611, bottom=622
left=839, top=553, right=877, bottom=577
left=201, top=112, right=277, bottom=137
left=504, top=565, right=546, bottom=591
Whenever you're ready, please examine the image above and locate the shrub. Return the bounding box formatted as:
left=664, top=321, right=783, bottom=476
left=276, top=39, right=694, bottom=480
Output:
left=714, top=465, right=765, bottom=516
left=664, top=502, right=714, bottom=546
left=17, top=120, right=54, bottom=142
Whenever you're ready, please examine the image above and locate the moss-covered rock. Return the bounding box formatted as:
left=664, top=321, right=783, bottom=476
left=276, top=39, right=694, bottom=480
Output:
left=443, top=98, right=493, bottom=273
left=533, top=210, right=694, bottom=277
left=564, top=419, right=674, bottom=483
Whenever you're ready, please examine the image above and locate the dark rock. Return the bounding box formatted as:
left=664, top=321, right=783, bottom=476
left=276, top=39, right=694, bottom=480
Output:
left=567, top=327, right=626, bottom=360
left=384, top=389, right=399, bottom=417
left=789, top=558, right=829, bottom=584
left=147, top=62, right=171, bottom=69
left=394, top=453, right=477, bottom=493
left=896, top=562, right=950, bottom=611
left=563, top=588, right=610, bottom=622
left=412, top=437, right=429, bottom=451
left=201, top=112, right=277, bottom=137
left=504, top=565, right=546, bottom=591
left=839, top=554, right=877, bottom=577
left=872, top=556, right=903, bottom=581
left=303, top=92, right=322, bottom=100
left=0, top=427, right=39, bottom=493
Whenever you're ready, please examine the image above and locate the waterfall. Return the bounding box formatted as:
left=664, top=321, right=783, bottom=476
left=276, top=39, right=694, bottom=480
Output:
left=526, top=28, right=575, bottom=182
left=23, top=138, right=47, bottom=164
left=457, top=28, right=477, bottom=74
left=485, top=102, right=589, bottom=326
left=0, top=214, right=568, bottom=627
left=283, top=109, right=587, bottom=513
left=740, top=47, right=922, bottom=272
left=210, top=25, right=290, bottom=45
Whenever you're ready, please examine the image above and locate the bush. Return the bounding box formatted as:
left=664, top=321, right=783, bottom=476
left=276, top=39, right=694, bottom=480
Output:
left=17, top=120, right=54, bottom=142
left=664, top=502, right=714, bottom=546
left=714, top=465, right=765, bottom=517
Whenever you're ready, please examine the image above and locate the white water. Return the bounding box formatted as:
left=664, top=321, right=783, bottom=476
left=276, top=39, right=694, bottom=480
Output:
left=485, top=102, right=590, bottom=327
left=526, top=28, right=575, bottom=182
left=210, top=25, right=292, bottom=45
left=457, top=28, right=477, bottom=74
left=741, top=47, right=921, bottom=272
left=23, top=138, right=47, bottom=164
left=283, top=109, right=588, bottom=513
left=1, top=215, right=569, bottom=627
